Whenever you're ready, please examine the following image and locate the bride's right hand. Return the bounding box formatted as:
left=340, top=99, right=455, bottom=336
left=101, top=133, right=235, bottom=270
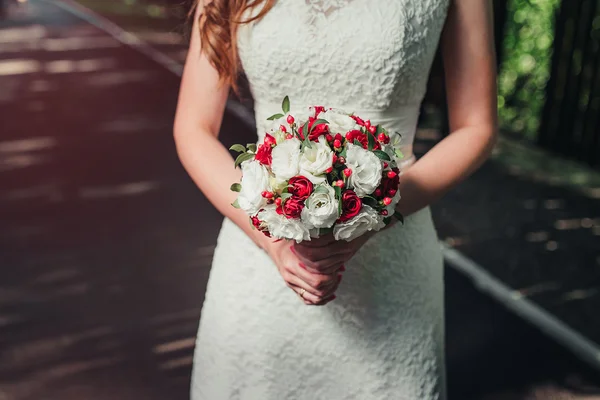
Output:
left=265, top=239, right=341, bottom=306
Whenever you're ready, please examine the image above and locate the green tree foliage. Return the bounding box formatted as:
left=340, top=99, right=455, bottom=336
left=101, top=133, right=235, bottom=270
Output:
left=498, top=0, right=561, bottom=140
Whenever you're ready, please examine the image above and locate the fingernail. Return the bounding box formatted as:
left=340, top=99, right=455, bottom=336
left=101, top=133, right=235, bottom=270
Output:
left=338, top=274, right=343, bottom=283
left=299, top=262, right=307, bottom=270
left=340, top=265, right=346, bottom=272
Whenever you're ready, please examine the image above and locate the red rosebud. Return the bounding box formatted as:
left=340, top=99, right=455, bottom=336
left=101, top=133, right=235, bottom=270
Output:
left=335, top=180, right=345, bottom=188
left=288, top=176, right=313, bottom=200
left=255, top=143, right=273, bottom=166
left=383, top=162, right=389, bottom=169
left=276, top=205, right=284, bottom=215
left=335, top=133, right=343, bottom=142
left=339, top=190, right=362, bottom=222
left=333, top=139, right=342, bottom=148
left=332, top=154, right=338, bottom=164
left=325, top=134, right=334, bottom=142
left=343, top=168, right=352, bottom=177
left=365, top=120, right=371, bottom=129
left=387, top=171, right=397, bottom=179
left=261, top=191, right=273, bottom=199
left=264, top=133, right=277, bottom=147
left=313, top=106, right=325, bottom=117
left=286, top=134, right=294, bottom=139
left=346, top=129, right=368, bottom=148
left=351, top=115, right=366, bottom=126
left=368, top=125, right=377, bottom=135
left=374, top=188, right=382, bottom=197
left=388, top=189, right=397, bottom=197
left=383, top=197, right=393, bottom=206
left=280, top=125, right=287, bottom=133
left=377, top=133, right=387, bottom=142
left=282, top=197, right=304, bottom=219
left=325, top=167, right=333, bottom=173
left=275, top=198, right=282, bottom=207
left=286, top=115, right=295, bottom=124
left=338, top=156, right=346, bottom=164
left=381, top=210, right=388, bottom=216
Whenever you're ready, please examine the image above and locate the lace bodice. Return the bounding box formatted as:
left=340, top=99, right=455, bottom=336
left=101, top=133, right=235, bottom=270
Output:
left=238, top=0, right=450, bottom=166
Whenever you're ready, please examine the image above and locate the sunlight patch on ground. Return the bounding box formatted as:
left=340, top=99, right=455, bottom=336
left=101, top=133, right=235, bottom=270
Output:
left=41, top=36, right=120, bottom=51
left=153, top=337, right=195, bottom=355
left=78, top=181, right=160, bottom=199
left=45, top=58, right=116, bottom=74
left=0, top=59, right=40, bottom=76
left=0, top=25, right=46, bottom=43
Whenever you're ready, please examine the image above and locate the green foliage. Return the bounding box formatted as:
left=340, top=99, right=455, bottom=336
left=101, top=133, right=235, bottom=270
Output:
left=498, top=0, right=561, bottom=140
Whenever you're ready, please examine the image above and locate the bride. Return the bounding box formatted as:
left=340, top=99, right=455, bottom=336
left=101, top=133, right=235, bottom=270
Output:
left=174, top=0, right=497, bottom=398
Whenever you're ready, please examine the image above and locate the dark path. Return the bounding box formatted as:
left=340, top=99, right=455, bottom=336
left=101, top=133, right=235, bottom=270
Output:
left=0, top=1, right=599, bottom=399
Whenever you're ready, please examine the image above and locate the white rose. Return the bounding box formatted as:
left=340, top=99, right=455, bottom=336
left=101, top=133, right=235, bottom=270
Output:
left=258, top=205, right=310, bottom=242
left=271, top=137, right=301, bottom=180
left=320, top=109, right=359, bottom=135
left=299, top=136, right=333, bottom=184
left=333, top=206, right=385, bottom=242
left=237, top=160, right=270, bottom=215
left=345, top=144, right=383, bottom=197
left=301, top=184, right=340, bottom=229
left=269, top=175, right=288, bottom=193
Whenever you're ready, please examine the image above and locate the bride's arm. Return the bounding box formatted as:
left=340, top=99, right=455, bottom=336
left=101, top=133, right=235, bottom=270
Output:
left=173, top=7, right=268, bottom=249
left=174, top=5, right=341, bottom=305
left=396, top=0, right=498, bottom=217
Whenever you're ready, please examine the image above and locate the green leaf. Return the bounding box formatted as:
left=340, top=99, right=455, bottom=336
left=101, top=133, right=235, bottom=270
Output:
left=280, top=193, right=293, bottom=200
left=376, top=125, right=384, bottom=136
left=267, top=113, right=284, bottom=121
left=393, top=210, right=404, bottom=224
left=230, top=183, right=242, bottom=192
left=394, top=149, right=404, bottom=160
left=339, top=147, right=347, bottom=158
left=246, top=143, right=257, bottom=153
left=319, top=227, right=334, bottom=235
left=373, top=150, right=391, bottom=161
left=362, top=196, right=379, bottom=208
left=234, top=152, right=254, bottom=168
left=353, top=139, right=361, bottom=146
left=231, top=198, right=240, bottom=209
left=309, top=118, right=329, bottom=133
left=367, top=130, right=375, bottom=151
left=383, top=216, right=392, bottom=225
left=301, top=121, right=312, bottom=149
left=229, top=144, right=246, bottom=153
left=334, top=185, right=342, bottom=216
left=282, top=96, right=290, bottom=114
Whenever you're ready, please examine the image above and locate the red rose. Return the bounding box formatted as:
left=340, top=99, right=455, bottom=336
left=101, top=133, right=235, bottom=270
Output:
left=339, top=190, right=362, bottom=222
left=282, top=197, right=304, bottom=219
left=351, top=115, right=366, bottom=126
left=255, top=134, right=275, bottom=165
left=298, top=116, right=330, bottom=141
left=345, top=129, right=381, bottom=150
left=381, top=173, right=400, bottom=197
left=288, top=176, right=313, bottom=200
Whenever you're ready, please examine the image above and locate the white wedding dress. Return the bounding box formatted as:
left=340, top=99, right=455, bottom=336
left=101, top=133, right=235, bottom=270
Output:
left=191, top=0, right=450, bottom=398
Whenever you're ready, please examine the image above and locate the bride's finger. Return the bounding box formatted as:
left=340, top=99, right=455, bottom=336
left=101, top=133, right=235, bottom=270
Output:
left=291, top=244, right=349, bottom=267
left=288, top=283, right=337, bottom=306
left=286, top=269, right=340, bottom=299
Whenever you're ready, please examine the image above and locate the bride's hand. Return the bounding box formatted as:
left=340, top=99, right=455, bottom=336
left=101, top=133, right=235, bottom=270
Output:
left=292, top=221, right=398, bottom=274
left=265, top=239, right=341, bottom=306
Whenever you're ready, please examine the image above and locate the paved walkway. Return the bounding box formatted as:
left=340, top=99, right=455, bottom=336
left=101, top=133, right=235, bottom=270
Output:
left=0, top=1, right=599, bottom=399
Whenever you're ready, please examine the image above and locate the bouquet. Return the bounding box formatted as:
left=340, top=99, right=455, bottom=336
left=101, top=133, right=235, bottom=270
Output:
left=230, top=97, right=404, bottom=242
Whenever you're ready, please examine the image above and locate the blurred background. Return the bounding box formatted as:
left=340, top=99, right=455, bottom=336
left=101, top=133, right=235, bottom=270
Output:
left=0, top=0, right=599, bottom=399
